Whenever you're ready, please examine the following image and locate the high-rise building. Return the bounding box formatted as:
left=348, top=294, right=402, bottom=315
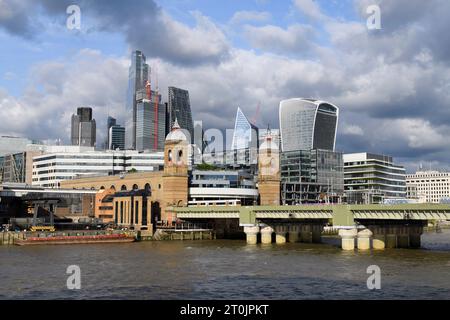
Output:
left=231, top=107, right=259, bottom=150
left=279, top=98, right=339, bottom=152
left=344, top=153, right=406, bottom=204
left=126, top=50, right=150, bottom=150
left=105, top=116, right=117, bottom=149
left=168, top=87, right=194, bottom=142
left=71, top=107, right=96, bottom=147
left=281, top=149, right=344, bottom=204
left=135, top=87, right=166, bottom=151
left=109, top=125, right=125, bottom=150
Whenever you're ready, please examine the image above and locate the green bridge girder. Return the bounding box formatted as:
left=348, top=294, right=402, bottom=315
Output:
left=172, top=204, right=450, bottom=227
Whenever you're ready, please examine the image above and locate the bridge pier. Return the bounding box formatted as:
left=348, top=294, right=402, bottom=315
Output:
left=275, top=225, right=288, bottom=244
left=300, top=225, right=312, bottom=243
left=244, top=226, right=260, bottom=245
left=357, top=229, right=372, bottom=250
left=366, top=224, right=424, bottom=249
left=339, top=228, right=357, bottom=251
left=288, top=225, right=300, bottom=243
left=260, top=226, right=274, bottom=244
left=409, top=225, right=422, bottom=248
left=312, top=225, right=323, bottom=243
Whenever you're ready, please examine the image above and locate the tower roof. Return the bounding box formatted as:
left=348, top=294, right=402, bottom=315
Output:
left=166, top=118, right=187, bottom=142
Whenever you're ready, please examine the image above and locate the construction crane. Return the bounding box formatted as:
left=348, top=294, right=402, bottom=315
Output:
left=251, top=101, right=261, bottom=126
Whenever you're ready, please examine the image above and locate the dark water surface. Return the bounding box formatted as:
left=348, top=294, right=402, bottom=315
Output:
left=1, top=230, right=450, bottom=300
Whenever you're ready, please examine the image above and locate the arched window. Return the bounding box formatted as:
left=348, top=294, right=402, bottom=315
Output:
left=144, top=183, right=151, bottom=193
left=177, top=150, right=183, bottom=162
left=132, top=184, right=139, bottom=191
left=121, top=185, right=127, bottom=191
left=168, top=149, right=172, bottom=162
left=100, top=186, right=105, bottom=190
left=110, top=185, right=116, bottom=191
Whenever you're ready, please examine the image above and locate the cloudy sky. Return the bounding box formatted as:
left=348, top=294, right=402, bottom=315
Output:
left=0, top=0, right=449, bottom=172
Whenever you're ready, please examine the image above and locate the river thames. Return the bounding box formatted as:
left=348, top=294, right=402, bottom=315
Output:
left=1, top=230, right=449, bottom=300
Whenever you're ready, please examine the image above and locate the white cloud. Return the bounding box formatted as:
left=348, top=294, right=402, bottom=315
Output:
left=229, top=11, right=271, bottom=25
left=294, top=0, right=328, bottom=21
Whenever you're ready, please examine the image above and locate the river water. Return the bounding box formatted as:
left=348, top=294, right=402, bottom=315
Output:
left=1, top=230, right=449, bottom=300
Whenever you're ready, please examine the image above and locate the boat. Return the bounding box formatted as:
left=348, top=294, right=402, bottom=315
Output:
left=15, top=233, right=135, bottom=246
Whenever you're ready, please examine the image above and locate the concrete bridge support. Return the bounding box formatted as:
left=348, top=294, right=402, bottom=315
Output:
left=339, top=228, right=357, bottom=251
left=288, top=225, right=300, bottom=243
left=300, top=225, right=312, bottom=243
left=260, top=226, right=274, bottom=244
left=275, top=225, right=288, bottom=244
left=357, top=229, right=372, bottom=250
left=312, top=225, right=323, bottom=243
left=243, top=226, right=260, bottom=245
left=367, top=224, right=424, bottom=249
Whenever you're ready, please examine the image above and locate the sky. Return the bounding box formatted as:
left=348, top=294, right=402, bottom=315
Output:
left=0, top=0, right=450, bottom=173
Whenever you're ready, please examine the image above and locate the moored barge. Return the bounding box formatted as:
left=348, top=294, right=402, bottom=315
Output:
left=15, top=233, right=135, bottom=246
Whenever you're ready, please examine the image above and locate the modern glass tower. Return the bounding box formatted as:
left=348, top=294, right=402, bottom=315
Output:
left=231, top=107, right=259, bottom=150
left=279, top=98, right=339, bottom=152
left=126, top=50, right=150, bottom=150
left=135, top=89, right=166, bottom=151
left=168, top=87, right=194, bottom=142
left=109, top=125, right=125, bottom=150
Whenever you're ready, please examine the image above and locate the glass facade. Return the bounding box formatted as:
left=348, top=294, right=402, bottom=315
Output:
left=344, top=153, right=406, bottom=204
left=168, top=87, right=194, bottom=141
left=231, top=107, right=259, bottom=151
left=109, top=125, right=125, bottom=150
left=126, top=50, right=150, bottom=150
left=135, top=90, right=166, bottom=152
left=281, top=149, right=344, bottom=204
left=279, top=99, right=338, bottom=152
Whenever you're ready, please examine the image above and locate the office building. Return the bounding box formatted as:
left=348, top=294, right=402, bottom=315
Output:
left=406, top=170, right=450, bottom=203
left=168, top=87, right=194, bottom=142
left=105, top=116, right=117, bottom=149
left=281, top=149, right=344, bottom=204
left=231, top=107, right=259, bottom=150
left=71, top=107, right=96, bottom=147
left=126, top=50, right=150, bottom=149
left=109, top=125, right=125, bottom=150
left=344, top=153, right=406, bottom=204
left=135, top=86, right=166, bottom=151
left=32, top=146, right=164, bottom=188
left=0, top=142, right=46, bottom=184
left=189, top=170, right=258, bottom=206
left=279, top=98, right=339, bottom=152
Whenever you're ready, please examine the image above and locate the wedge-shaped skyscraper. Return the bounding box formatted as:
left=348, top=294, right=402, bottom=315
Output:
left=279, top=98, right=339, bottom=152
left=231, top=107, right=259, bottom=150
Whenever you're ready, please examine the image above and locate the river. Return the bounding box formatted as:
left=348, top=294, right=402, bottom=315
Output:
left=1, top=230, right=449, bottom=299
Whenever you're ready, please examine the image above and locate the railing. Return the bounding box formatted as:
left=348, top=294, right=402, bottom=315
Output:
left=156, top=220, right=213, bottom=231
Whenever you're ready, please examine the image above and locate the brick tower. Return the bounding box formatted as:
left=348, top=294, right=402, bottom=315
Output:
left=258, top=129, right=281, bottom=205
left=162, top=118, right=189, bottom=220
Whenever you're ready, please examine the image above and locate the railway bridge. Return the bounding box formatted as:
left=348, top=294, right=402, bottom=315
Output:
left=172, top=204, right=450, bottom=250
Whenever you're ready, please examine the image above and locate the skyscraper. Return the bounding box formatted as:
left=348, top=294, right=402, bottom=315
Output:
left=168, top=87, right=194, bottom=142
left=279, top=98, right=339, bottom=152
left=109, top=125, right=125, bottom=150
left=106, top=116, right=117, bottom=149
left=71, top=107, right=96, bottom=147
left=135, top=86, right=166, bottom=151
left=126, top=50, right=150, bottom=149
left=231, top=107, right=259, bottom=150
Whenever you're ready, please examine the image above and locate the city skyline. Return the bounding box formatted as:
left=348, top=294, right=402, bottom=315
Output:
left=0, top=1, right=450, bottom=173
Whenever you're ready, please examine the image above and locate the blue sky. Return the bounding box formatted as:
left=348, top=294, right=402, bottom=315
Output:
left=1, top=0, right=450, bottom=172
